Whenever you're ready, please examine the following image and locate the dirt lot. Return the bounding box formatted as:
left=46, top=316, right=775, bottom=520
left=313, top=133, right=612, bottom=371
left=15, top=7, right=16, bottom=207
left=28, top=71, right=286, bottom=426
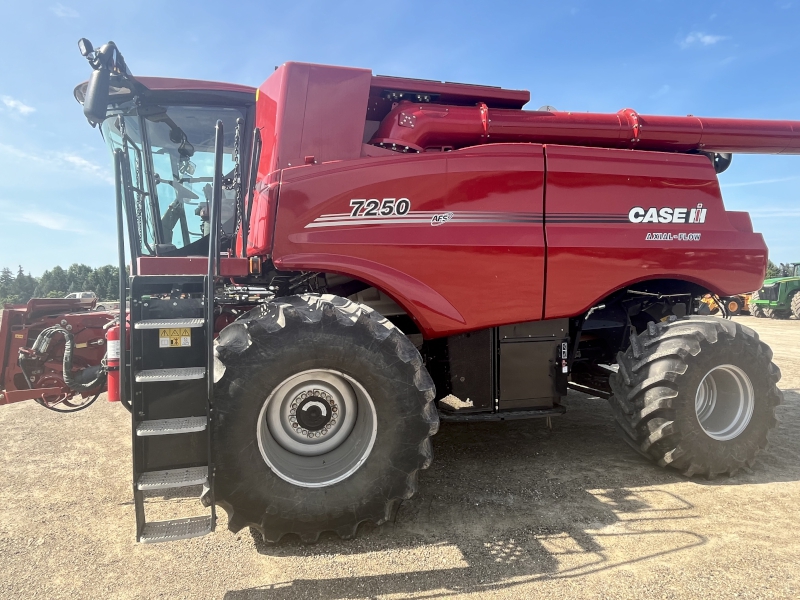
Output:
left=1, top=315, right=798, bottom=599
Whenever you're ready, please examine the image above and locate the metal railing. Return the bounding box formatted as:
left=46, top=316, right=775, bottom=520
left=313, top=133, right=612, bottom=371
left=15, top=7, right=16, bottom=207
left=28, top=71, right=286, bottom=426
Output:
left=113, top=149, right=133, bottom=413
left=203, top=120, right=225, bottom=530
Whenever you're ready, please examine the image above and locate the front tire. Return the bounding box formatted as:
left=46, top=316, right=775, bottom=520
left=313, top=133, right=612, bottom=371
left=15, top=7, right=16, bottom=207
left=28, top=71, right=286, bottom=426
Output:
left=749, top=291, right=767, bottom=318
left=212, top=295, right=438, bottom=542
left=608, top=316, right=781, bottom=478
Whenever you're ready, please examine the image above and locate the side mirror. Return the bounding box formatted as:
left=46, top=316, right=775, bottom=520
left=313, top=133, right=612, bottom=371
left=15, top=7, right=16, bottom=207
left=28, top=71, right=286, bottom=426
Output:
left=83, top=65, right=111, bottom=125
left=78, top=38, right=94, bottom=57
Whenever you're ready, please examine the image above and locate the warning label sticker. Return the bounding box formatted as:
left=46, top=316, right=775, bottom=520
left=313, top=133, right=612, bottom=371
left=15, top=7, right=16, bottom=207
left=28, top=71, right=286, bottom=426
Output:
left=159, top=328, right=192, bottom=348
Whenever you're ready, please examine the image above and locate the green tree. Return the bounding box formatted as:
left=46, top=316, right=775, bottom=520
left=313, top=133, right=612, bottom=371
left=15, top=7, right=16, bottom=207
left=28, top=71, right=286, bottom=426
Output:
left=12, top=267, right=36, bottom=303
left=0, top=267, right=13, bottom=302
left=766, top=260, right=780, bottom=279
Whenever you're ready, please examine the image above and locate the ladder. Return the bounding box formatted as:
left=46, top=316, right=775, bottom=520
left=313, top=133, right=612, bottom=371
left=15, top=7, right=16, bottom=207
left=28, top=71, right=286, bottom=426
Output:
left=113, top=119, right=230, bottom=543
left=128, top=276, right=216, bottom=543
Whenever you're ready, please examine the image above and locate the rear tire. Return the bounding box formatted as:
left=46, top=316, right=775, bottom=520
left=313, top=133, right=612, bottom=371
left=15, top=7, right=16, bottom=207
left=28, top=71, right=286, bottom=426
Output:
left=212, top=295, right=438, bottom=543
left=792, top=292, right=800, bottom=320
left=608, top=316, right=781, bottom=478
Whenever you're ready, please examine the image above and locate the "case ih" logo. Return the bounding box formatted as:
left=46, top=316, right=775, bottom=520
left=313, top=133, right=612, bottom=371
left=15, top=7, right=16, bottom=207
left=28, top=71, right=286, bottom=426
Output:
left=628, top=204, right=707, bottom=224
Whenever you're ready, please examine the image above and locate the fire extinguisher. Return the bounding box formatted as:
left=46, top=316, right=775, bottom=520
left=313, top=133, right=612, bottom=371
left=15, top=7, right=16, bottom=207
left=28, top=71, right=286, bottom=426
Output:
left=105, top=320, right=121, bottom=402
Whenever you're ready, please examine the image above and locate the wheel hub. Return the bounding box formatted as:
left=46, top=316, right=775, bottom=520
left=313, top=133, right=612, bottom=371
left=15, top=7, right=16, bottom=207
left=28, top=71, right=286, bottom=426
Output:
left=257, top=369, right=378, bottom=488
left=292, top=392, right=336, bottom=433
left=695, top=364, right=754, bottom=441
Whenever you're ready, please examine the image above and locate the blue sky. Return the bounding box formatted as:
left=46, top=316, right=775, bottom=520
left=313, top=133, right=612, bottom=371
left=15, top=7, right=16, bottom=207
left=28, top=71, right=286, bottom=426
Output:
left=1, top=1, right=799, bottom=275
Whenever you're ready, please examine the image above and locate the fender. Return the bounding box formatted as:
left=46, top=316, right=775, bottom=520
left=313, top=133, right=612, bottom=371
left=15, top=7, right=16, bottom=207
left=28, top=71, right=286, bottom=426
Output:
left=274, top=253, right=465, bottom=337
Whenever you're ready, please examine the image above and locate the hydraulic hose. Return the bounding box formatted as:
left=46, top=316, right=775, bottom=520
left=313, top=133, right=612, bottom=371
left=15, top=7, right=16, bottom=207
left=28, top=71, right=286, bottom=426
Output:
left=19, top=326, right=107, bottom=412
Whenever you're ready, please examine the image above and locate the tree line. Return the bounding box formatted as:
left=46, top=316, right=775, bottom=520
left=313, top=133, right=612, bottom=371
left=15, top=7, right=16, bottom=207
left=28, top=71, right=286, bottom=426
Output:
left=766, top=261, right=797, bottom=279
left=0, top=264, right=122, bottom=305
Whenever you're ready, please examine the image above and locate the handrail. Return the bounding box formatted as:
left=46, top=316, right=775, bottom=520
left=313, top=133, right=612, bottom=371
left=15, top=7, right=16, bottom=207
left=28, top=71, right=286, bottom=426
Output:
left=207, top=120, right=223, bottom=410
left=113, top=149, right=132, bottom=413
left=242, top=127, right=262, bottom=256
left=205, top=119, right=224, bottom=530
left=118, top=149, right=139, bottom=276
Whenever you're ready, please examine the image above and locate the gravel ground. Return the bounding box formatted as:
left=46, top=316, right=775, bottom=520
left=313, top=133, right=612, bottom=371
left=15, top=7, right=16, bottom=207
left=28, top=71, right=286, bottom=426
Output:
left=1, top=315, right=798, bottom=599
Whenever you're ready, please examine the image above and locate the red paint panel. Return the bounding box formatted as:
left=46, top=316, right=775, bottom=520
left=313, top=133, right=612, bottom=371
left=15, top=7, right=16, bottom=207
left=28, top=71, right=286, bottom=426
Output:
left=543, top=145, right=768, bottom=318
left=272, top=144, right=546, bottom=337
left=246, top=171, right=281, bottom=258
left=250, top=63, right=373, bottom=256
left=136, top=77, right=256, bottom=95
left=256, top=62, right=372, bottom=172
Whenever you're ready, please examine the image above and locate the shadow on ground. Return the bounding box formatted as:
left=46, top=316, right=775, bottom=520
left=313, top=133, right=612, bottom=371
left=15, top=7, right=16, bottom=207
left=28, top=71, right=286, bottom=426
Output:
left=221, top=388, right=799, bottom=599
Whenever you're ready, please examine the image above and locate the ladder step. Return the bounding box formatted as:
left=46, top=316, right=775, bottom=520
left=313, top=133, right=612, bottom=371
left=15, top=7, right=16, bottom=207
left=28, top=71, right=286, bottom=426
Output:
left=140, top=516, right=213, bottom=544
left=137, top=466, right=208, bottom=490
left=134, top=318, right=205, bottom=330
left=137, top=417, right=207, bottom=436
left=135, top=367, right=205, bottom=382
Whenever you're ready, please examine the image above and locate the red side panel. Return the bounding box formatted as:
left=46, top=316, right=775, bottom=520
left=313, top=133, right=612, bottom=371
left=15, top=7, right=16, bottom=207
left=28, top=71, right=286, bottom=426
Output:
left=543, top=146, right=768, bottom=318
left=255, top=62, right=372, bottom=172
left=272, top=144, right=546, bottom=338
left=246, top=171, right=280, bottom=258
left=249, top=62, right=373, bottom=256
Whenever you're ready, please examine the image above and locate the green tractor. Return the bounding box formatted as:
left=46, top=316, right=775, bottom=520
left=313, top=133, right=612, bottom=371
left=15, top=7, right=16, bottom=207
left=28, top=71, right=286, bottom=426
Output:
left=751, top=263, right=800, bottom=319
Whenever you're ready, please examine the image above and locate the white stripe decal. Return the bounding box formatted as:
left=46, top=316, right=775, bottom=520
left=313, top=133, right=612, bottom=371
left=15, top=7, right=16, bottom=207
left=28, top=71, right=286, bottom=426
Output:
left=305, top=211, right=542, bottom=229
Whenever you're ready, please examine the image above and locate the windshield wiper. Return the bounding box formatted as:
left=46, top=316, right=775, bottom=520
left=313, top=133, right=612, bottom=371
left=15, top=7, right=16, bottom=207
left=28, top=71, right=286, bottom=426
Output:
left=154, top=173, right=200, bottom=202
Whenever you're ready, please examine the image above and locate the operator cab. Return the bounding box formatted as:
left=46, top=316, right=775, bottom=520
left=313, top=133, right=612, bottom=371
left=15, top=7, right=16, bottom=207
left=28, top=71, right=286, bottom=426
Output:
left=73, top=41, right=256, bottom=260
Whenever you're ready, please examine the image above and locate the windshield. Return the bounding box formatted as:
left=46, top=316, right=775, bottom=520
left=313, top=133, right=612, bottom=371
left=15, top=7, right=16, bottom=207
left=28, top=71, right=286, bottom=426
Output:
left=102, top=104, right=244, bottom=255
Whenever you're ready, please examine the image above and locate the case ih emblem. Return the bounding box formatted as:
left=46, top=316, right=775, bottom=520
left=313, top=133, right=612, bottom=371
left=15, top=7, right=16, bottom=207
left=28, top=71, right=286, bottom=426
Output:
left=628, top=204, right=707, bottom=224
left=431, top=212, right=454, bottom=226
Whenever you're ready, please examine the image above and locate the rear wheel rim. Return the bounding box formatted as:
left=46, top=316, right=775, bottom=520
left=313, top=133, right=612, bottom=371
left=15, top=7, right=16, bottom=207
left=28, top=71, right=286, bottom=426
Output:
left=694, top=364, right=754, bottom=441
left=257, top=369, right=377, bottom=488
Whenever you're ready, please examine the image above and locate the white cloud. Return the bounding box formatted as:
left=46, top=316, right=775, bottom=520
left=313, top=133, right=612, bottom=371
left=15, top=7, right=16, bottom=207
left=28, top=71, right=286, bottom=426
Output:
left=679, top=32, right=727, bottom=49
left=0, top=143, right=114, bottom=185
left=0, top=199, right=90, bottom=234
left=651, top=84, right=670, bottom=99
left=13, top=212, right=78, bottom=232
left=721, top=176, right=799, bottom=188
left=60, top=153, right=115, bottom=184
left=50, top=3, right=79, bottom=18
left=747, top=207, right=800, bottom=218
left=1, top=96, right=35, bottom=116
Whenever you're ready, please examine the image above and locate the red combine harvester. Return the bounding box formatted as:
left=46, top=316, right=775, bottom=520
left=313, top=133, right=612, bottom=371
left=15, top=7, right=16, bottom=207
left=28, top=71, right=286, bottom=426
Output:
left=2, top=37, right=793, bottom=545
